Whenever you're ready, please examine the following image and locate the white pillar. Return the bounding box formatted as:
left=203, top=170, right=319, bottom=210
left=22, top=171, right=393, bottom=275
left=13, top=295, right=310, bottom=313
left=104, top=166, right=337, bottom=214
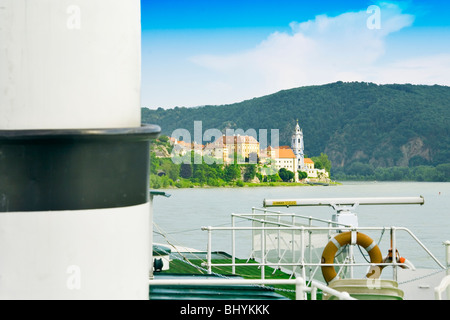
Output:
left=0, top=0, right=141, bottom=129
left=0, top=0, right=159, bottom=300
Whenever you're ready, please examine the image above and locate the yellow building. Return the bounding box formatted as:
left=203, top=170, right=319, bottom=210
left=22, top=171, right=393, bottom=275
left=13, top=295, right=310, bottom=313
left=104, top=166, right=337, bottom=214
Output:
left=205, top=135, right=260, bottom=163
left=304, top=158, right=315, bottom=170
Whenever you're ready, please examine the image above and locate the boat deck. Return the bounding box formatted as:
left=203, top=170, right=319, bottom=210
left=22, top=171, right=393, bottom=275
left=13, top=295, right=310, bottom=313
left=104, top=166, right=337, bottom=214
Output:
left=150, top=251, right=300, bottom=300
left=149, top=196, right=450, bottom=300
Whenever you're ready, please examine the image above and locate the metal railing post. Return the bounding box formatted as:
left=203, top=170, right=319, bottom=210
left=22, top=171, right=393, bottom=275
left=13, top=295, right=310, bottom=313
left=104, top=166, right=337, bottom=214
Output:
left=310, top=285, right=318, bottom=300
left=445, top=240, right=450, bottom=299
left=301, top=226, right=306, bottom=280
left=292, top=214, right=296, bottom=274
left=295, top=277, right=306, bottom=300
left=277, top=212, right=281, bottom=268
left=308, top=216, right=313, bottom=279
left=435, top=276, right=450, bottom=300
left=232, top=214, right=236, bottom=275
left=391, top=227, right=397, bottom=281
left=261, top=218, right=266, bottom=279
left=207, top=227, right=212, bottom=274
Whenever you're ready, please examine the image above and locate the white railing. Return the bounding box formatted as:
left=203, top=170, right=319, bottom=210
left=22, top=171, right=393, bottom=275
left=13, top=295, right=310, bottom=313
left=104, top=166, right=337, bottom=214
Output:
left=435, top=275, right=450, bottom=300
left=201, top=223, right=446, bottom=283
left=230, top=207, right=349, bottom=279
left=435, top=240, right=450, bottom=300
left=181, top=198, right=447, bottom=300
left=149, top=277, right=355, bottom=300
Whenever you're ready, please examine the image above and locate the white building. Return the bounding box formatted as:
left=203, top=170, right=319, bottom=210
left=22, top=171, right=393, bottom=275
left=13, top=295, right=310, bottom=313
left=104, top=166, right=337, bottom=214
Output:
left=274, top=148, right=298, bottom=177
left=291, top=121, right=329, bottom=181
left=291, top=120, right=305, bottom=170
left=261, top=146, right=299, bottom=182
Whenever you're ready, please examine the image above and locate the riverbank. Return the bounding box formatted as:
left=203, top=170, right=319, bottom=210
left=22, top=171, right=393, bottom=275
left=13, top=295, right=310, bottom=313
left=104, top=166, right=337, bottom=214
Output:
left=150, top=176, right=341, bottom=189
left=150, top=145, right=336, bottom=189
left=243, top=181, right=340, bottom=187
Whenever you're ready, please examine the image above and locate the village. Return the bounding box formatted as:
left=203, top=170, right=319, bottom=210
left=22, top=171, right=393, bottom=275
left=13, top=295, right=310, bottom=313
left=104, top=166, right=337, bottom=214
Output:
left=154, top=121, right=330, bottom=184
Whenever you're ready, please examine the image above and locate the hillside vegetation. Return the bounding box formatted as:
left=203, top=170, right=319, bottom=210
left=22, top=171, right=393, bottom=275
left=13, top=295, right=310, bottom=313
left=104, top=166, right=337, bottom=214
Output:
left=143, top=82, right=450, bottom=181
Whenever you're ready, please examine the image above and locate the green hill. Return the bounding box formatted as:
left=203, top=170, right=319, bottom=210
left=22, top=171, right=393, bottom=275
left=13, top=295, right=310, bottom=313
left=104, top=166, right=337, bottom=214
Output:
left=142, top=82, right=450, bottom=180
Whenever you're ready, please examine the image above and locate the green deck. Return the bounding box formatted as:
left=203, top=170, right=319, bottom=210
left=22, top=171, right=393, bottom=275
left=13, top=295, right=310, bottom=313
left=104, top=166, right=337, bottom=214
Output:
left=150, top=249, right=405, bottom=301
left=151, top=252, right=317, bottom=300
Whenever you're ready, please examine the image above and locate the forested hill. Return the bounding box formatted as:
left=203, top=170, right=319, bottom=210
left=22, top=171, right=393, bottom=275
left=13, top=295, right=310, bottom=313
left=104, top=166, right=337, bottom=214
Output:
left=142, top=82, right=449, bottom=173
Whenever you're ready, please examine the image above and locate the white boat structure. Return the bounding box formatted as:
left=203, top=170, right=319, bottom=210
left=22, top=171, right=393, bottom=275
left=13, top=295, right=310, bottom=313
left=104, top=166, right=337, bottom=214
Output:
left=150, top=196, right=450, bottom=300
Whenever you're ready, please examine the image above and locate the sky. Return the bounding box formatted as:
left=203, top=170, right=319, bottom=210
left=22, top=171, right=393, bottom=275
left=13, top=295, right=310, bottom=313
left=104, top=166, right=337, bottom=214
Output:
left=140, top=0, right=450, bottom=109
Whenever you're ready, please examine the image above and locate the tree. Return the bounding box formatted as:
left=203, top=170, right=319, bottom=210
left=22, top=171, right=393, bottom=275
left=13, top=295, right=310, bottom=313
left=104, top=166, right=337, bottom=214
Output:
left=436, top=163, right=450, bottom=181
left=149, top=152, right=159, bottom=175
left=160, top=159, right=180, bottom=181
left=279, top=168, right=294, bottom=182
left=193, top=165, right=207, bottom=183
left=158, top=135, right=169, bottom=143
left=243, top=164, right=257, bottom=182
left=298, top=171, right=308, bottom=180
left=345, top=162, right=374, bottom=176
left=180, top=163, right=193, bottom=179
left=311, top=153, right=332, bottom=174
left=224, top=164, right=241, bottom=182
left=267, top=173, right=282, bottom=182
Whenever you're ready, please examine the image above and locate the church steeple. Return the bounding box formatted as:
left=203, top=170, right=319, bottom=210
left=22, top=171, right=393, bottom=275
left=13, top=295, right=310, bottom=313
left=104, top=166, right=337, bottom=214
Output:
left=291, top=120, right=305, bottom=170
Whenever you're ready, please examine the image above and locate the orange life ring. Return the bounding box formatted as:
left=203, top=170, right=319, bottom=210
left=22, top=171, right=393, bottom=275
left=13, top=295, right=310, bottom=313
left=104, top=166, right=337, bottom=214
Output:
left=321, top=232, right=383, bottom=283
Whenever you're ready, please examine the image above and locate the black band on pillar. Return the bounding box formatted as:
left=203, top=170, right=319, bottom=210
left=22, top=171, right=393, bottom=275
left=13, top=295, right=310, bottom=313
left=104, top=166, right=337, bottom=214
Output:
left=0, top=125, right=160, bottom=212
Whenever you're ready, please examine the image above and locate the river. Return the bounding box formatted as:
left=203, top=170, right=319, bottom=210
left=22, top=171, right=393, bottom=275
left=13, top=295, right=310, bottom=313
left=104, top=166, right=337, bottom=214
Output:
left=152, top=181, right=450, bottom=268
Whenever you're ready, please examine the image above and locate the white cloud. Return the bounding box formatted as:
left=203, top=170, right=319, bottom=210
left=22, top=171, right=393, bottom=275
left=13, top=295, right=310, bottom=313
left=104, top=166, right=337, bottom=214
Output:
left=370, top=53, right=450, bottom=85
left=189, top=3, right=450, bottom=105
left=143, top=2, right=449, bottom=108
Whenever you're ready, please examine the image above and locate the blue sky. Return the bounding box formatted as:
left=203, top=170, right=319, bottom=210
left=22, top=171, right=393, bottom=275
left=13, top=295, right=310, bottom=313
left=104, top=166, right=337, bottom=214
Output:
left=141, top=1, right=450, bottom=108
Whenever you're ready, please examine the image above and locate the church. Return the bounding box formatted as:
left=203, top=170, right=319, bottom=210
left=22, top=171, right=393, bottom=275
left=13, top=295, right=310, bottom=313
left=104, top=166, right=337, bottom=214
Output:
left=291, top=120, right=305, bottom=171
left=291, top=120, right=329, bottom=181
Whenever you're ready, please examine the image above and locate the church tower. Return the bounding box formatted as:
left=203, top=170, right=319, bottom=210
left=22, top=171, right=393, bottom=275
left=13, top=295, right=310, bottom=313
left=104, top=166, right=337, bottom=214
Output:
left=291, top=120, right=305, bottom=170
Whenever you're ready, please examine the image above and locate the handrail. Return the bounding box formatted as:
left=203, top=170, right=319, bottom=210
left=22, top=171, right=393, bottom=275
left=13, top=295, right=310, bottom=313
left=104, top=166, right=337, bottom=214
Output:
left=240, top=208, right=351, bottom=226
left=435, top=241, right=450, bottom=300
left=435, top=275, right=450, bottom=300
left=201, top=224, right=446, bottom=278
left=392, top=227, right=446, bottom=270
left=149, top=277, right=355, bottom=300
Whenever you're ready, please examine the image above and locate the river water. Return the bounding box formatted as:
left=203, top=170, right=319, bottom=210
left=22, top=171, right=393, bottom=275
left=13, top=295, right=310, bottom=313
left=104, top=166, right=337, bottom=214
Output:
left=152, top=182, right=450, bottom=269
